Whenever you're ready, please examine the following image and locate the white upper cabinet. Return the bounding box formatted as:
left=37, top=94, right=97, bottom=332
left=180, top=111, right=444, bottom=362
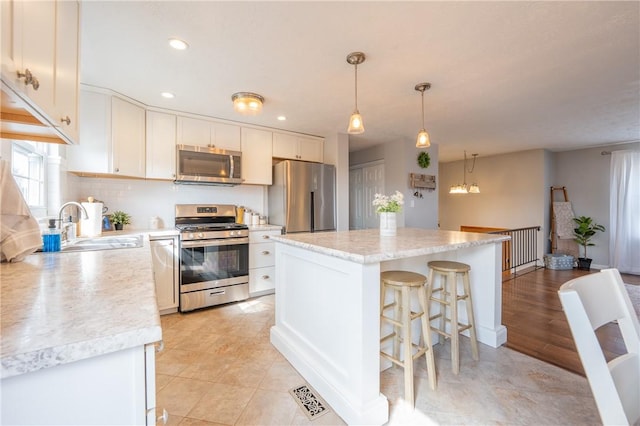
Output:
left=68, top=88, right=145, bottom=178
left=9, top=0, right=56, bottom=114
left=176, top=116, right=241, bottom=151
left=213, top=122, right=241, bottom=151
left=297, top=136, right=324, bottom=162
left=273, top=132, right=324, bottom=163
left=52, top=0, right=80, bottom=142
left=111, top=96, right=145, bottom=177
left=67, top=89, right=111, bottom=173
left=241, top=127, right=272, bottom=185
left=146, top=110, right=176, bottom=180
left=1, top=0, right=80, bottom=144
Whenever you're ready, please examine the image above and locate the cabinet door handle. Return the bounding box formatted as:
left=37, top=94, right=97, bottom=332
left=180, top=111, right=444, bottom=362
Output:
left=262, top=235, right=270, bottom=239
left=149, top=408, right=169, bottom=425
left=210, top=290, right=225, bottom=296
left=31, top=76, right=39, bottom=90
left=16, top=69, right=33, bottom=85
left=60, top=116, right=71, bottom=125
left=115, top=167, right=120, bottom=172
left=261, top=250, right=270, bottom=255
left=261, top=275, right=270, bottom=280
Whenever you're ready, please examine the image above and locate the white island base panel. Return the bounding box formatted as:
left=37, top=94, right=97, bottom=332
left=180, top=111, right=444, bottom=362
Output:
left=270, top=240, right=506, bottom=425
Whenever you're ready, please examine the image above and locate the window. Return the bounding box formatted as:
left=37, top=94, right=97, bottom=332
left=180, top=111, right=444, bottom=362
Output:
left=11, top=141, right=45, bottom=208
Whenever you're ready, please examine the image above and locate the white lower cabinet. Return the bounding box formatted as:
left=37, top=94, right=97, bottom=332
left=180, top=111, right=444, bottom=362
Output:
left=1, top=343, right=160, bottom=425
left=150, top=236, right=179, bottom=315
left=249, top=228, right=281, bottom=296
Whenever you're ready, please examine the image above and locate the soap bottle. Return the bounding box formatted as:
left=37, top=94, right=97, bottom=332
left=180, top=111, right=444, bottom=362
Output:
left=42, top=219, right=61, bottom=252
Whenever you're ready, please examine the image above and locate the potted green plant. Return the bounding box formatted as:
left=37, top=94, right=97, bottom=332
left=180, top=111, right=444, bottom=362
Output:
left=110, top=210, right=131, bottom=231
left=572, top=215, right=605, bottom=270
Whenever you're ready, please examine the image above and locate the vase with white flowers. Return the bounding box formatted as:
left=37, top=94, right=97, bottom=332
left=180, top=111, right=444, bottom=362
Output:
left=373, top=190, right=404, bottom=236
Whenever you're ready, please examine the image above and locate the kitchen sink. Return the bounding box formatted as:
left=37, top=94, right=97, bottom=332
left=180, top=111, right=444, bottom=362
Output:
left=60, top=234, right=144, bottom=252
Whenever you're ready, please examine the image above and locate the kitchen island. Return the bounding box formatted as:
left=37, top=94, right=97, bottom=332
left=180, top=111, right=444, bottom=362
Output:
left=270, top=228, right=510, bottom=425
left=0, top=235, right=162, bottom=425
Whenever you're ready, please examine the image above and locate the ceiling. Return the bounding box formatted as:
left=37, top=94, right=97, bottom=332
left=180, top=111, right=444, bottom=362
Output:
left=80, top=1, right=640, bottom=162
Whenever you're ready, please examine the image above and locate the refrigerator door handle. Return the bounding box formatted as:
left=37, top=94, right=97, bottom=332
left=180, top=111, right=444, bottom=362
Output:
left=310, top=191, right=315, bottom=232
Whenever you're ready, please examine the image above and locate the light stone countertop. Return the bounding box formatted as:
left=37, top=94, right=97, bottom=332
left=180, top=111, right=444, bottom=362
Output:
left=0, top=234, right=162, bottom=379
left=270, top=228, right=510, bottom=264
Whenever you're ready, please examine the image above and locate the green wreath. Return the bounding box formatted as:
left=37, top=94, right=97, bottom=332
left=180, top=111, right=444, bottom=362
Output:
left=417, top=152, right=430, bottom=169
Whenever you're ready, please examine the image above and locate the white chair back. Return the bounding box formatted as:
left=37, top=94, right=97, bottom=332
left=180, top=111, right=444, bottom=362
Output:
left=558, top=268, right=640, bottom=426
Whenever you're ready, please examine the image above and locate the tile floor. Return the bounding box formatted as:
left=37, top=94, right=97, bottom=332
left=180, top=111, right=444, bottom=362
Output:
left=157, top=294, right=600, bottom=425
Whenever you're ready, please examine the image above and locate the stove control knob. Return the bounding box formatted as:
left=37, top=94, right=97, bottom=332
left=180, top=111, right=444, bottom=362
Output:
left=188, top=233, right=194, bottom=240
left=230, top=231, right=236, bottom=236
left=197, top=232, right=204, bottom=239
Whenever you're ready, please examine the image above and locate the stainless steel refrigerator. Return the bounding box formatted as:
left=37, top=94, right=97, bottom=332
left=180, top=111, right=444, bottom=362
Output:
left=268, top=160, right=336, bottom=233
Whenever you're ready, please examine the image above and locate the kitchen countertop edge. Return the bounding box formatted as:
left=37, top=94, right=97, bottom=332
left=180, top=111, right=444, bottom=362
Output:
left=270, top=228, right=510, bottom=264
left=1, top=234, right=162, bottom=379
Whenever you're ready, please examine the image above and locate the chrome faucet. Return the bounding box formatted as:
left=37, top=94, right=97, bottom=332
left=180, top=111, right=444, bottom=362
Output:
left=58, top=201, right=89, bottom=226
left=57, top=202, right=89, bottom=243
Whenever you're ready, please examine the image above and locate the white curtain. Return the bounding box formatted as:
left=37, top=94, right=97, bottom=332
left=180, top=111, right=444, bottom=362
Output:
left=609, top=150, right=640, bottom=274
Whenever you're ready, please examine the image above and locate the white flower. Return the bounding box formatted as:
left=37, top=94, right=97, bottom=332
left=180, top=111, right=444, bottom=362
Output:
left=373, top=190, right=404, bottom=213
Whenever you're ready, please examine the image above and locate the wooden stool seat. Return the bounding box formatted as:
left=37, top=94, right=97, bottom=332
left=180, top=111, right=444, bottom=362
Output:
left=428, top=260, right=471, bottom=273
left=427, top=261, right=479, bottom=375
left=380, top=270, right=437, bottom=408
left=380, top=270, right=428, bottom=287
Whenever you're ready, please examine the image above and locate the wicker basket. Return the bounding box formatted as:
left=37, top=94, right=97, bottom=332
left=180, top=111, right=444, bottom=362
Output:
left=544, top=254, right=575, bottom=270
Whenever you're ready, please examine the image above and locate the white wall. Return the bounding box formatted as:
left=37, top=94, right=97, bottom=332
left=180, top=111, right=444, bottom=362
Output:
left=553, top=141, right=640, bottom=267
left=403, top=142, right=438, bottom=230
left=439, top=142, right=640, bottom=269
left=324, top=133, right=350, bottom=231
left=440, top=149, right=546, bottom=230
left=439, top=149, right=548, bottom=264
left=349, top=139, right=439, bottom=230
left=65, top=174, right=266, bottom=230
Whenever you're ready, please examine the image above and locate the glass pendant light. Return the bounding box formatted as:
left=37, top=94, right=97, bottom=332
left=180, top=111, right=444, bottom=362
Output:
left=415, top=83, right=431, bottom=148
left=346, top=52, right=365, bottom=134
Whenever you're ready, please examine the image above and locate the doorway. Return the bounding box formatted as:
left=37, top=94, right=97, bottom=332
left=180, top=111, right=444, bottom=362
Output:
left=349, top=161, right=384, bottom=230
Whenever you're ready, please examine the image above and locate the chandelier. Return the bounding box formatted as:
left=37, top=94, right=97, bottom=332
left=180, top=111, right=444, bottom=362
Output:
left=449, top=151, right=480, bottom=194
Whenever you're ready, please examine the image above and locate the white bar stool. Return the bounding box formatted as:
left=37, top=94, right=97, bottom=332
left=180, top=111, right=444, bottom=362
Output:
left=427, top=260, right=479, bottom=374
left=380, top=270, right=437, bottom=408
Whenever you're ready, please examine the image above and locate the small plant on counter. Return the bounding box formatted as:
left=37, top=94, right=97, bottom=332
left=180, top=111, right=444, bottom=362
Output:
left=110, top=210, right=131, bottom=230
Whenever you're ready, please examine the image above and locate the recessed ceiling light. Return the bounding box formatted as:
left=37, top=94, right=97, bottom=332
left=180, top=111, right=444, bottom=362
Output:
left=277, top=116, right=286, bottom=121
left=161, top=92, right=175, bottom=99
left=168, top=38, right=188, bottom=50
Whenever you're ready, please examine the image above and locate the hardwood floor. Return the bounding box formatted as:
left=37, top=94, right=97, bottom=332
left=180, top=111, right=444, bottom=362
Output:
left=502, top=267, right=640, bottom=376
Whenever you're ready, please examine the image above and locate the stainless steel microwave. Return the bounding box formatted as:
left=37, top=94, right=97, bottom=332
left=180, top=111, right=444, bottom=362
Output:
left=175, top=144, right=243, bottom=185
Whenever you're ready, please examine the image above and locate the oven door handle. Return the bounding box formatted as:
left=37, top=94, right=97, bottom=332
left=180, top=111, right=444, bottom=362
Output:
left=180, top=237, right=249, bottom=248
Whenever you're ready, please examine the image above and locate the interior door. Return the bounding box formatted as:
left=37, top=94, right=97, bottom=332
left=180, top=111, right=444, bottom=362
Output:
left=348, top=161, right=384, bottom=230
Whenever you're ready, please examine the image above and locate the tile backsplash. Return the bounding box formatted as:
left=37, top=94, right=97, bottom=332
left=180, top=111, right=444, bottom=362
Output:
left=67, top=174, right=266, bottom=229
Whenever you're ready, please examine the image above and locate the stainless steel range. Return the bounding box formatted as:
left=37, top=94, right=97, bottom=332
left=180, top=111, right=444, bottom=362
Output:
left=175, top=204, right=249, bottom=312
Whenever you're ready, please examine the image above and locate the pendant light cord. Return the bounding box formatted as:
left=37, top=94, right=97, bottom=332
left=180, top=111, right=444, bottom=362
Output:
left=465, top=151, right=477, bottom=173
left=354, top=64, right=359, bottom=110
left=421, top=91, right=425, bottom=128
